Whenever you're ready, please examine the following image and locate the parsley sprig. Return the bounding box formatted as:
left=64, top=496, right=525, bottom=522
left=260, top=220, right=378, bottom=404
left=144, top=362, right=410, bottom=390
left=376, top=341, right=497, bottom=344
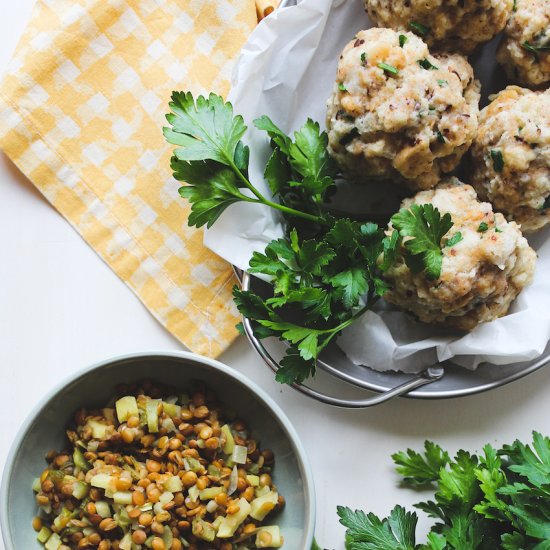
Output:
left=164, top=92, right=325, bottom=227
left=391, top=204, right=453, bottom=280
left=335, top=432, right=550, bottom=549
left=164, top=92, right=453, bottom=384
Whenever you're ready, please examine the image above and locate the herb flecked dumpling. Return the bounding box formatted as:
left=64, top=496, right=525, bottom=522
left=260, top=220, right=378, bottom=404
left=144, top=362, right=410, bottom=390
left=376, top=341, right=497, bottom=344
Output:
left=383, top=180, right=536, bottom=330
left=363, top=0, right=513, bottom=54
left=326, top=28, right=480, bottom=191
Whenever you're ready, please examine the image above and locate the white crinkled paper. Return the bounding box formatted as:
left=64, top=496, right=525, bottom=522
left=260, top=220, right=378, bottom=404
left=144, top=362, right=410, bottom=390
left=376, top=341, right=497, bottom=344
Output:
left=204, top=0, right=550, bottom=373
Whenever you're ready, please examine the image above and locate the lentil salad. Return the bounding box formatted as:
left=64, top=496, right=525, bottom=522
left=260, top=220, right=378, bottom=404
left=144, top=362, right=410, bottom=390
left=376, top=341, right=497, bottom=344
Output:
left=32, top=380, right=284, bottom=549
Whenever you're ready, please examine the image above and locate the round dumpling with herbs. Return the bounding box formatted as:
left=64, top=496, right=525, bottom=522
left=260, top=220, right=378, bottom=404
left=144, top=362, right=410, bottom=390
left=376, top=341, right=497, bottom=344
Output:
left=382, top=180, right=536, bottom=331
left=470, top=86, right=550, bottom=234
left=496, top=0, right=550, bottom=87
left=363, top=0, right=513, bottom=54
left=326, top=28, right=480, bottom=191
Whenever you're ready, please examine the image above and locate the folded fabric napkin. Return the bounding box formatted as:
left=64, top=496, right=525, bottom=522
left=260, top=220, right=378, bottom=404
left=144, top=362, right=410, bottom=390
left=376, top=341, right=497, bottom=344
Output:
left=0, top=0, right=260, bottom=357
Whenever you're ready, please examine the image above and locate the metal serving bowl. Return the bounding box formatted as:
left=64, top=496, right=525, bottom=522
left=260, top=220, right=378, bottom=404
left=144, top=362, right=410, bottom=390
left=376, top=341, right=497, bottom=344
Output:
left=235, top=0, right=550, bottom=408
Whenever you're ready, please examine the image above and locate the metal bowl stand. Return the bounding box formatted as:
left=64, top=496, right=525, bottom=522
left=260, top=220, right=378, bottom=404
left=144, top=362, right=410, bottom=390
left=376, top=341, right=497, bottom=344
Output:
left=236, top=269, right=550, bottom=408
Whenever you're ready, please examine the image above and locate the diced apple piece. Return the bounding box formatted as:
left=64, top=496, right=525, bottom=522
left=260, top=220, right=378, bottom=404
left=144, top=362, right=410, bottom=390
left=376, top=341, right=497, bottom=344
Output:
left=256, top=526, right=283, bottom=548
left=188, top=484, right=200, bottom=503
left=37, top=526, right=51, bottom=543
left=95, top=501, right=110, bottom=518
left=163, top=475, right=183, bottom=493
left=199, top=486, right=224, bottom=500
left=44, top=532, right=62, bottom=550
left=162, top=402, right=181, bottom=418
left=246, top=474, right=260, bottom=487
left=90, top=473, right=115, bottom=491
left=212, top=516, right=224, bottom=530
left=72, top=480, right=89, bottom=499
left=221, top=424, right=235, bottom=454
left=250, top=490, right=278, bottom=521
left=115, top=396, right=138, bottom=423
left=87, top=419, right=111, bottom=439
left=231, top=445, right=248, bottom=464
left=255, top=485, right=270, bottom=498
left=119, top=533, right=132, bottom=550
left=216, top=497, right=251, bottom=538
left=146, top=399, right=160, bottom=433
left=113, top=491, right=133, bottom=505
left=192, top=517, right=216, bottom=542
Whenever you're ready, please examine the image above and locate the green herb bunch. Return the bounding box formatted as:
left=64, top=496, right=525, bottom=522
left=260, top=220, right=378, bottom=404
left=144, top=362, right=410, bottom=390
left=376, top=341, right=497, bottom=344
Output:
left=163, top=92, right=453, bottom=385
left=337, top=432, right=550, bottom=549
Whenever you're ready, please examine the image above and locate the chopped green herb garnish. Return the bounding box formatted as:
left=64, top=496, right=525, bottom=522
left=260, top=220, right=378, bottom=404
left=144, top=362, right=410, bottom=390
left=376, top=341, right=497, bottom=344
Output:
left=391, top=204, right=453, bottom=280
left=409, top=21, right=430, bottom=36
left=417, top=58, right=439, bottom=70
left=436, top=130, right=446, bottom=143
left=522, top=40, right=550, bottom=59
left=445, top=232, right=463, bottom=247
left=495, top=226, right=503, bottom=233
left=378, top=62, right=399, bottom=76
left=478, top=222, right=489, bottom=232
left=513, top=0, right=517, bottom=10
left=360, top=52, right=367, bottom=65
left=437, top=79, right=448, bottom=87
left=399, top=34, right=408, bottom=48
left=490, top=149, right=504, bottom=172
left=338, top=82, right=347, bottom=92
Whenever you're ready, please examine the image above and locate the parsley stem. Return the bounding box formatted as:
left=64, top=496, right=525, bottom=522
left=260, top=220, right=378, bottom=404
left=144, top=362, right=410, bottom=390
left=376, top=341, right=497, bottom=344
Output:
left=332, top=298, right=378, bottom=333
left=228, top=159, right=266, bottom=201
left=261, top=199, right=325, bottom=224
left=228, top=159, right=325, bottom=225
left=317, top=295, right=379, bottom=350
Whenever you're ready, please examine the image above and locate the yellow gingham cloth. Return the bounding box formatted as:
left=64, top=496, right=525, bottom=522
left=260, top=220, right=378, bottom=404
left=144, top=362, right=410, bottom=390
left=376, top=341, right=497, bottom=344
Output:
left=0, top=0, right=259, bottom=357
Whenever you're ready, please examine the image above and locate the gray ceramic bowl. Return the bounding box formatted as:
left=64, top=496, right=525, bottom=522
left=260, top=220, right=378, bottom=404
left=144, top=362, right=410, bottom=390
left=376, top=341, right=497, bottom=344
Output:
left=0, top=350, right=315, bottom=549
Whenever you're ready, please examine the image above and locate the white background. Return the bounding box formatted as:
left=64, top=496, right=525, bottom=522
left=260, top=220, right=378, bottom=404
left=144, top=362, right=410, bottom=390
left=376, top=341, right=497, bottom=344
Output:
left=2, top=2, right=550, bottom=548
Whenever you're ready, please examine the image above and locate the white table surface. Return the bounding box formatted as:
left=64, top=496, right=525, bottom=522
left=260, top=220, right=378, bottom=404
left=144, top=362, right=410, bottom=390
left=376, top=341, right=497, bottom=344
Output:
left=2, top=3, right=550, bottom=549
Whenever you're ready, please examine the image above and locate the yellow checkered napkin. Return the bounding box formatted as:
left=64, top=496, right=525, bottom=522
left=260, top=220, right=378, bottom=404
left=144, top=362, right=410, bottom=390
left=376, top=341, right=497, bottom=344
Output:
left=0, top=0, right=258, bottom=357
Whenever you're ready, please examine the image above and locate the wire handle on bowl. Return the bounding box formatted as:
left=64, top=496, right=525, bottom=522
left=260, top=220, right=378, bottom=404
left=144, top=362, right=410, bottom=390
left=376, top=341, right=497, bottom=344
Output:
left=234, top=268, right=446, bottom=408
